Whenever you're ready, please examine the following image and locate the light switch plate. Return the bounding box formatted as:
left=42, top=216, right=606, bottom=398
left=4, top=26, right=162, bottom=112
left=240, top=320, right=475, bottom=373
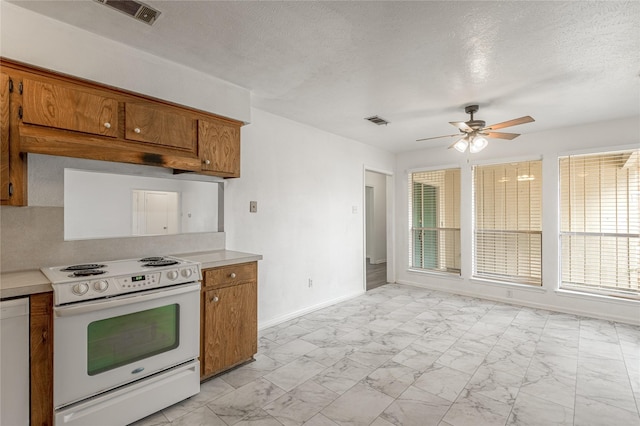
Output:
left=250, top=201, right=258, bottom=213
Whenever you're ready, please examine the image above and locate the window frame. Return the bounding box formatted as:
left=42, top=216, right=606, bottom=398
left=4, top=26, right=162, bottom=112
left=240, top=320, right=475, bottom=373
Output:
left=407, top=166, right=461, bottom=276
left=558, top=148, right=640, bottom=299
left=471, top=158, right=543, bottom=286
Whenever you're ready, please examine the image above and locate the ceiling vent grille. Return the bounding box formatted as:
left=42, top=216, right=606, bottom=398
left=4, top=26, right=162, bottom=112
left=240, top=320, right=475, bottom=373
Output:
left=364, top=115, right=390, bottom=126
left=94, top=0, right=161, bottom=25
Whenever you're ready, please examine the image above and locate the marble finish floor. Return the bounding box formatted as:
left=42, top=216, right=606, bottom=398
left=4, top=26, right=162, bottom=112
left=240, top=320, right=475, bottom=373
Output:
left=132, top=284, right=640, bottom=426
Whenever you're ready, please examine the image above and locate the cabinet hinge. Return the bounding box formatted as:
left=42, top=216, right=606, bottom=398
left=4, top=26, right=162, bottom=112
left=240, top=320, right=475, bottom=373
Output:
left=18, top=81, right=23, bottom=94
left=8, top=79, right=13, bottom=93
left=18, top=106, right=23, bottom=120
left=8, top=182, right=13, bottom=197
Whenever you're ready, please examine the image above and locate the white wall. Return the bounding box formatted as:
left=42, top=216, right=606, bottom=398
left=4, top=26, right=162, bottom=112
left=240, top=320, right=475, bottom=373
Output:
left=225, top=108, right=395, bottom=327
left=365, top=171, right=387, bottom=264
left=395, top=116, right=640, bottom=325
left=0, top=2, right=251, bottom=123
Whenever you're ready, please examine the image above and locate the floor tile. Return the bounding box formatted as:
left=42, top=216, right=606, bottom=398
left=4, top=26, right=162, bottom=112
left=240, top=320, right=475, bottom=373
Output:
left=519, top=366, right=575, bottom=409
left=573, top=394, right=640, bottom=426
left=380, top=386, right=451, bottom=426
left=321, top=382, right=394, bottom=426
left=507, top=393, right=573, bottom=426
left=465, top=365, right=523, bottom=405
left=363, top=360, right=421, bottom=398
left=263, top=338, right=319, bottom=364
left=263, top=357, right=327, bottom=392
left=575, top=372, right=638, bottom=413
left=391, top=342, right=442, bottom=371
left=413, top=364, right=471, bottom=402
left=436, top=346, right=486, bottom=375
left=264, top=381, right=338, bottom=426
left=261, top=324, right=313, bottom=345
left=303, top=343, right=356, bottom=367
left=312, top=357, right=373, bottom=394
left=441, top=390, right=513, bottom=426
left=207, top=378, right=286, bottom=425
left=233, top=408, right=284, bottom=426
left=221, top=354, right=282, bottom=388
left=303, top=413, right=340, bottom=426
left=169, top=406, right=227, bottom=426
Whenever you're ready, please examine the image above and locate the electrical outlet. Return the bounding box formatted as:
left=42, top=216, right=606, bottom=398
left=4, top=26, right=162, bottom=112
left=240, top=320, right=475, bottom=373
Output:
left=506, top=289, right=513, bottom=298
left=308, top=279, right=313, bottom=288
left=249, top=201, right=258, bottom=213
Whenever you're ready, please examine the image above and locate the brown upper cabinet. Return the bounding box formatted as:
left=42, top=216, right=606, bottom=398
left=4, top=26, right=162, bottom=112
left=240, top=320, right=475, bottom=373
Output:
left=0, top=58, right=244, bottom=206
left=198, top=119, right=240, bottom=177
left=125, top=103, right=197, bottom=154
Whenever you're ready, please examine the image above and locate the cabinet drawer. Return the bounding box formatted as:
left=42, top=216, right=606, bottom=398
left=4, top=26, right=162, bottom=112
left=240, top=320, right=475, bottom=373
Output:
left=22, top=78, right=118, bottom=137
left=203, top=262, right=257, bottom=289
left=125, top=103, right=196, bottom=153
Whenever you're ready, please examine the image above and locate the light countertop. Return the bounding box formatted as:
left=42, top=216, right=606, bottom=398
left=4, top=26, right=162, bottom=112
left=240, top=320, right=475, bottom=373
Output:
left=0, top=250, right=262, bottom=299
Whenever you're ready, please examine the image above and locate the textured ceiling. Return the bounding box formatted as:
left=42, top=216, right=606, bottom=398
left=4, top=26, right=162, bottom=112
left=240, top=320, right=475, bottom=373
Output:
left=6, top=1, right=640, bottom=152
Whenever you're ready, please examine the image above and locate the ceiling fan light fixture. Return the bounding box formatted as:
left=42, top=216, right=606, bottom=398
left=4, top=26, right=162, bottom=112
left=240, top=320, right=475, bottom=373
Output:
left=470, top=135, right=488, bottom=153
left=453, top=137, right=469, bottom=153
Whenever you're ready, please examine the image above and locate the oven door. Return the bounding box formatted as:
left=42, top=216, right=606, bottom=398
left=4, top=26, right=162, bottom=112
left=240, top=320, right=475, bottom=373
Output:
left=53, top=282, right=200, bottom=408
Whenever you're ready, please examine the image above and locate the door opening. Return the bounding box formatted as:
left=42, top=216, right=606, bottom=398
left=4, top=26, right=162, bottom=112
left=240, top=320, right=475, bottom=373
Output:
left=365, top=170, right=390, bottom=291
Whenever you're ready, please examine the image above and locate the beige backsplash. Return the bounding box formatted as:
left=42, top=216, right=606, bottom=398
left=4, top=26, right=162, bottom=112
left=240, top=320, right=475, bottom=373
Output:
left=1, top=206, right=225, bottom=272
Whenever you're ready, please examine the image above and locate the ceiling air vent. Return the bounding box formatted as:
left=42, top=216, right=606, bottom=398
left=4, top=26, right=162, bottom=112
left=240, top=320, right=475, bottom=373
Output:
left=94, top=0, right=161, bottom=25
left=364, top=115, right=390, bottom=126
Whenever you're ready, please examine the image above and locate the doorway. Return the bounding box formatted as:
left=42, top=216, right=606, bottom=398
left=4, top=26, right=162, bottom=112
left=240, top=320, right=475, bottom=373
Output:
left=364, top=170, right=391, bottom=291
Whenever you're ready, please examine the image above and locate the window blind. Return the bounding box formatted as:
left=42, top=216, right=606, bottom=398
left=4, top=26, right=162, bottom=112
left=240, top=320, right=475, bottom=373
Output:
left=408, top=169, right=460, bottom=274
left=559, top=150, right=639, bottom=298
left=473, top=161, right=542, bottom=285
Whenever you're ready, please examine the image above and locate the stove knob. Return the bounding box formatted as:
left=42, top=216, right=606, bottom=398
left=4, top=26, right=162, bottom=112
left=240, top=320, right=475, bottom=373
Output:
left=181, top=268, right=193, bottom=279
left=72, top=283, right=89, bottom=296
left=93, top=280, right=109, bottom=292
left=167, top=270, right=179, bottom=280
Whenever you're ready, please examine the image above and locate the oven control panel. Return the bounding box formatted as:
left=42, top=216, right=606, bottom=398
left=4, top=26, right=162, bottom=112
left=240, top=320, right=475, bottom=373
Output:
left=52, top=265, right=202, bottom=305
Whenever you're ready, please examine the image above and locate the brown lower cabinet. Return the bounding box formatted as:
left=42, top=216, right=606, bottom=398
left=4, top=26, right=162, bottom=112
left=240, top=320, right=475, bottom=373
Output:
left=200, top=262, right=258, bottom=380
left=30, top=292, right=53, bottom=426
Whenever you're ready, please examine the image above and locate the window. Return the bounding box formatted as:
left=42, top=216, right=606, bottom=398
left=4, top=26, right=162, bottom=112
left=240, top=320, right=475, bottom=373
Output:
left=473, top=160, right=542, bottom=285
left=409, top=169, right=460, bottom=274
left=559, top=150, right=639, bottom=298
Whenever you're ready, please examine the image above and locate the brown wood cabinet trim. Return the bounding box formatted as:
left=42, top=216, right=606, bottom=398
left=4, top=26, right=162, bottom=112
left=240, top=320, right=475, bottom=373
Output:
left=0, top=67, right=27, bottom=205
left=19, top=124, right=203, bottom=171
left=30, top=292, right=54, bottom=426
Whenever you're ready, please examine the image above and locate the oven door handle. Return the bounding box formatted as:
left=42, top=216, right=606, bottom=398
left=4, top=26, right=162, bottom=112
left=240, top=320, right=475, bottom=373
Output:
left=54, top=282, right=201, bottom=317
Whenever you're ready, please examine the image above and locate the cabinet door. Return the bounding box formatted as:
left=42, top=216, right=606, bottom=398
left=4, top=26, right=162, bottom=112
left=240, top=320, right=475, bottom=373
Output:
left=125, top=103, right=196, bottom=153
left=198, top=119, right=240, bottom=177
left=30, top=293, right=53, bottom=426
left=22, top=78, right=118, bottom=137
left=1, top=72, right=10, bottom=201
left=201, top=282, right=257, bottom=377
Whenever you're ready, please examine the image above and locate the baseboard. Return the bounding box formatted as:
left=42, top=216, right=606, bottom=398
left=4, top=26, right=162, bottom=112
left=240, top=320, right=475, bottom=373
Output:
left=258, top=290, right=366, bottom=330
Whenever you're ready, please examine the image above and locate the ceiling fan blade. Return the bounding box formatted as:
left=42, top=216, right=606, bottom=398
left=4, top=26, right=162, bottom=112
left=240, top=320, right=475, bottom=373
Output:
left=449, top=121, right=473, bottom=132
left=416, top=133, right=461, bottom=142
left=483, top=131, right=520, bottom=140
left=484, top=116, right=534, bottom=131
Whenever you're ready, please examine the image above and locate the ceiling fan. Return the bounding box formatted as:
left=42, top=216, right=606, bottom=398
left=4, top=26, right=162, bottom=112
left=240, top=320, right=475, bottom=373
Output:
left=417, top=105, right=535, bottom=153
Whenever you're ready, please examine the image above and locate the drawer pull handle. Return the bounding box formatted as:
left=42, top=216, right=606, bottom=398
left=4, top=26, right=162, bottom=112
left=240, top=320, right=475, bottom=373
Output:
left=134, top=127, right=141, bottom=134
left=229, top=272, right=237, bottom=279
left=203, top=159, right=211, bottom=165
left=210, top=296, right=219, bottom=303
left=104, top=122, right=111, bottom=129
